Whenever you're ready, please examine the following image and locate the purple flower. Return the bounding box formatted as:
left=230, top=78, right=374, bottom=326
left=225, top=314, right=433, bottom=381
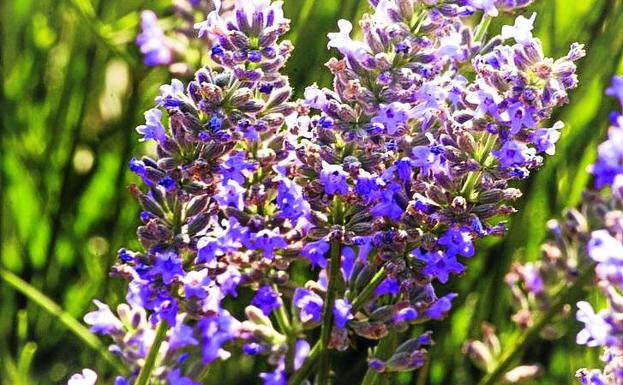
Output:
left=294, top=340, right=310, bottom=370
left=252, top=285, right=281, bottom=316
left=438, top=227, right=475, bottom=258
left=67, top=369, right=97, bottom=385
left=576, top=369, right=607, bottom=385
left=302, top=240, right=330, bottom=268
left=294, top=288, right=324, bottom=323
left=275, top=177, right=310, bottom=222
left=501, top=13, right=536, bottom=45
left=531, top=122, right=563, bottom=155
left=156, top=79, right=184, bottom=107
left=466, top=85, right=503, bottom=120
left=215, top=180, right=246, bottom=210
left=468, top=0, right=499, bottom=16
left=394, top=307, right=418, bottom=323
left=216, top=267, right=242, bottom=297
left=196, top=236, right=223, bottom=267
left=355, top=172, right=381, bottom=202
left=371, top=102, right=413, bottom=135
left=375, top=278, right=400, bottom=297
left=341, top=247, right=356, bottom=281
left=371, top=183, right=404, bottom=220
left=493, top=140, right=534, bottom=168
left=425, top=293, right=457, bottom=320
left=320, top=162, right=349, bottom=195
left=168, top=369, right=200, bottom=385
left=505, top=102, right=537, bottom=134
left=170, top=322, right=199, bottom=350
left=394, top=158, right=414, bottom=184
left=591, top=126, right=623, bottom=188
left=154, top=296, right=179, bottom=326
left=260, top=362, right=287, bottom=385
left=576, top=301, right=613, bottom=347
left=129, top=158, right=150, bottom=185
left=84, top=300, right=123, bottom=334
left=183, top=269, right=211, bottom=299
left=199, top=310, right=240, bottom=364
left=303, top=85, right=330, bottom=110
left=234, top=0, right=286, bottom=29
left=136, top=11, right=172, bottom=66
left=587, top=230, right=623, bottom=264
left=606, top=76, right=623, bottom=106
left=334, top=298, right=353, bottom=328
left=243, top=343, right=265, bottom=356
left=136, top=108, right=166, bottom=143
left=327, top=20, right=369, bottom=61
left=220, top=152, right=255, bottom=185
left=158, top=176, right=176, bottom=191
left=521, top=263, right=544, bottom=294
left=250, top=229, right=288, bottom=260
left=368, top=358, right=386, bottom=373
left=415, top=249, right=465, bottom=284
left=411, top=144, right=442, bottom=175
left=152, top=251, right=184, bottom=285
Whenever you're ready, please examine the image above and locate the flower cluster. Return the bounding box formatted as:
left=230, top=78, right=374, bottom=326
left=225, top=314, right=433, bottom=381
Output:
left=503, top=205, right=593, bottom=333
left=136, top=0, right=234, bottom=73
left=574, top=76, right=623, bottom=385
left=294, top=0, right=582, bottom=376
left=69, top=1, right=586, bottom=384
left=462, top=77, right=622, bottom=385
left=81, top=1, right=300, bottom=383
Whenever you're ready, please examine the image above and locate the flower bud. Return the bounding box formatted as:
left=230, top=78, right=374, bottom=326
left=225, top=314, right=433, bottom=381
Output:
left=503, top=365, right=542, bottom=383
left=463, top=340, right=494, bottom=372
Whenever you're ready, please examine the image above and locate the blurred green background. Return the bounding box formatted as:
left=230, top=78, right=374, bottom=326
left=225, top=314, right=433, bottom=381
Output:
left=1, top=0, right=623, bottom=384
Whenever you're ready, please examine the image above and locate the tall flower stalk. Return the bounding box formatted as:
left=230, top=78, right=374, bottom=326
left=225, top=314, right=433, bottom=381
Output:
left=574, top=76, right=623, bottom=385
left=293, top=0, right=583, bottom=382
left=463, top=76, right=623, bottom=385
left=66, top=1, right=585, bottom=385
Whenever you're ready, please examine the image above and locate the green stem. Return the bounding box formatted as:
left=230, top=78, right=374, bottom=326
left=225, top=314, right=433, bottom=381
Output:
left=135, top=321, right=168, bottom=385
left=197, top=365, right=212, bottom=383
left=316, top=239, right=342, bottom=385
left=0, top=268, right=129, bottom=376
left=457, top=13, right=495, bottom=201
left=273, top=286, right=296, bottom=371
left=351, top=267, right=387, bottom=311
left=476, top=267, right=593, bottom=385
left=460, top=132, right=497, bottom=200
left=474, top=14, right=493, bottom=43
left=274, top=290, right=292, bottom=333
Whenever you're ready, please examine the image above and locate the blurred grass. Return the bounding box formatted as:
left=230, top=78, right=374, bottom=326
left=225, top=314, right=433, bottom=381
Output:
left=1, top=0, right=622, bottom=384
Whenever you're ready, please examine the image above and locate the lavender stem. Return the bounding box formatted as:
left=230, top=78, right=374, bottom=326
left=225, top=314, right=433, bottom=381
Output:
left=135, top=321, right=169, bottom=385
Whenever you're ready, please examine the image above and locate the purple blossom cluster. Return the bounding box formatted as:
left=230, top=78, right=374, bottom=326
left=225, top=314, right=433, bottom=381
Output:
left=294, top=0, right=582, bottom=375
left=136, top=0, right=234, bottom=73
left=503, top=206, right=592, bottom=333
left=574, top=76, right=623, bottom=385
left=82, top=1, right=300, bottom=383
left=70, top=1, right=586, bottom=384
left=463, top=77, right=623, bottom=385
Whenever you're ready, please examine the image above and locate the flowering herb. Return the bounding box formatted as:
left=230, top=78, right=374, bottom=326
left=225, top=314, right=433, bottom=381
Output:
left=462, top=76, right=623, bottom=385
left=69, top=1, right=586, bottom=384
left=574, top=76, right=623, bottom=385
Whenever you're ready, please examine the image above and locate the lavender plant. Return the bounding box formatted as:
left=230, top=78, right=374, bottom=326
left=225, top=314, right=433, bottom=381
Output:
left=67, top=1, right=586, bottom=384
left=574, top=76, right=623, bottom=385
left=462, top=76, right=623, bottom=385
